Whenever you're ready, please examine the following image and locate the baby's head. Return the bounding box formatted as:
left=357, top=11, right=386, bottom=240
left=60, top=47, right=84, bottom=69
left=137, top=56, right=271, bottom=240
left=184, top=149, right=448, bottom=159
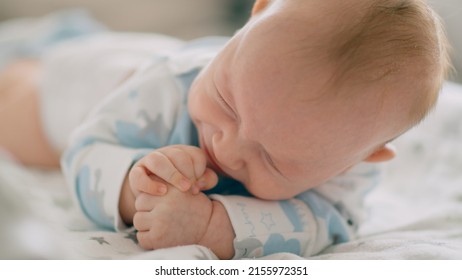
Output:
left=188, top=0, right=450, bottom=199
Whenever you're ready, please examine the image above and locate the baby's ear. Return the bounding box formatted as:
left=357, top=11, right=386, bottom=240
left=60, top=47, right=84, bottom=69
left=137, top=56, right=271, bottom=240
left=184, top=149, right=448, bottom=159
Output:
left=252, top=0, right=271, bottom=16
left=364, top=143, right=396, bottom=163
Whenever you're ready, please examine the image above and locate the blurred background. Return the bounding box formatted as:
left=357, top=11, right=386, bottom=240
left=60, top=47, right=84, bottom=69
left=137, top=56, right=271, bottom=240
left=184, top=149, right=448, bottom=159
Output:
left=0, top=0, right=253, bottom=39
left=0, top=0, right=461, bottom=81
left=428, top=0, right=462, bottom=82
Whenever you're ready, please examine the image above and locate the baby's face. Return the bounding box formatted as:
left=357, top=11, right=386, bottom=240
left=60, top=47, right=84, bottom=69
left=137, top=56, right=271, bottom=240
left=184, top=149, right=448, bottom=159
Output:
left=188, top=12, right=411, bottom=200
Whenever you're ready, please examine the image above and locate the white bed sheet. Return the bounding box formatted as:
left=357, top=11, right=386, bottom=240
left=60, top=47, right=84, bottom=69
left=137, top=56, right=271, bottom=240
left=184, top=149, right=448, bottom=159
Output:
left=1, top=82, right=462, bottom=260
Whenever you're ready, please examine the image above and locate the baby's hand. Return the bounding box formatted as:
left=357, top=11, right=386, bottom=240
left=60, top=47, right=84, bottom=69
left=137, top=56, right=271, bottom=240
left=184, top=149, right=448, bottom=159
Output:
left=129, top=145, right=218, bottom=196
left=133, top=187, right=212, bottom=250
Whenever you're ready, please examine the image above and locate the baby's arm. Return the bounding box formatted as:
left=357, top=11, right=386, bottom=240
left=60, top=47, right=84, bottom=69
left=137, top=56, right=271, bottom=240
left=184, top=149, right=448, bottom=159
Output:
left=62, top=57, right=202, bottom=230
left=210, top=163, right=381, bottom=258
left=210, top=193, right=347, bottom=258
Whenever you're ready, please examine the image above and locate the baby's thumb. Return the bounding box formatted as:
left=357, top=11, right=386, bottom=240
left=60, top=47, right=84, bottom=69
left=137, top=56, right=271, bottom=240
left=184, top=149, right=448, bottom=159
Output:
left=195, top=168, right=219, bottom=191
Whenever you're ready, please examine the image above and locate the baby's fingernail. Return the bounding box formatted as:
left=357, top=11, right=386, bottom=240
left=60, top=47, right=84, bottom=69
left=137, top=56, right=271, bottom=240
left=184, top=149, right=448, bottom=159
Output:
left=179, top=178, right=190, bottom=191
left=197, top=180, right=208, bottom=189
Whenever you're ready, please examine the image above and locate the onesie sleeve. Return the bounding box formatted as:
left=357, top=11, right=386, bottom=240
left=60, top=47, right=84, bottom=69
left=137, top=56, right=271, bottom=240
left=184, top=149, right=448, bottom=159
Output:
left=210, top=162, right=381, bottom=258
left=61, top=58, right=186, bottom=231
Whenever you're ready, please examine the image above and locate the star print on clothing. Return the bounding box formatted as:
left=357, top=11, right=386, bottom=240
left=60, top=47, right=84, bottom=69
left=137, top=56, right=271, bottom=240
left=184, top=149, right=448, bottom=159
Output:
left=89, top=237, right=110, bottom=245
left=124, top=232, right=138, bottom=244
left=260, top=212, right=276, bottom=230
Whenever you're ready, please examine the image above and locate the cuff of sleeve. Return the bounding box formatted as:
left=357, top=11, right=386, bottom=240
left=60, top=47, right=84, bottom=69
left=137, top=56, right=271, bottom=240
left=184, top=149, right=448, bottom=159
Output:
left=63, top=142, right=151, bottom=232
left=106, top=147, right=152, bottom=232
left=87, top=145, right=141, bottom=232
left=210, top=194, right=317, bottom=259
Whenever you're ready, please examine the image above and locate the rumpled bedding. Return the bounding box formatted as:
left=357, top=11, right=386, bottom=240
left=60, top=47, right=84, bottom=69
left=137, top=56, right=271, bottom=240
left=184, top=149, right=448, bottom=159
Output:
left=1, top=11, right=462, bottom=260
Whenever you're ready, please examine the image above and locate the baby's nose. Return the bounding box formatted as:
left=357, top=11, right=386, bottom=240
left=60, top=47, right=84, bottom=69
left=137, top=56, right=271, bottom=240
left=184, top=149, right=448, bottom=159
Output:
left=213, top=132, right=245, bottom=171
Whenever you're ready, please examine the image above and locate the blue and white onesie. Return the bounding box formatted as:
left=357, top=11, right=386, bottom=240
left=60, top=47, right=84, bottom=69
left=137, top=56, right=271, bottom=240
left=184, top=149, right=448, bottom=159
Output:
left=61, top=35, right=381, bottom=259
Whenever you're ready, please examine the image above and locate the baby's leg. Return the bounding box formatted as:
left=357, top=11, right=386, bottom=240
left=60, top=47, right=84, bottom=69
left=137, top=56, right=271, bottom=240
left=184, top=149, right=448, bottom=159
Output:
left=0, top=60, right=60, bottom=168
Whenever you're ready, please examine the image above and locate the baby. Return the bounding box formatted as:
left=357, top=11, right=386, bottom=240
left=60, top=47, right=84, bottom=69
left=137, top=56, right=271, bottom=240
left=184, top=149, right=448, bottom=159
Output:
left=0, top=0, right=450, bottom=259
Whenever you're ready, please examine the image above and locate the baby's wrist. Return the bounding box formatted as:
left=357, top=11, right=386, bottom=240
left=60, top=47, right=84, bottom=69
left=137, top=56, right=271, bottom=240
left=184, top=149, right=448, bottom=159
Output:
left=118, top=174, right=136, bottom=226
left=199, top=200, right=235, bottom=259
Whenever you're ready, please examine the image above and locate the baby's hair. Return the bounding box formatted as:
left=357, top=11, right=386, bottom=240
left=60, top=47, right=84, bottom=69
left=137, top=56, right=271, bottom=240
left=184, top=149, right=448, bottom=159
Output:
left=329, top=0, right=451, bottom=124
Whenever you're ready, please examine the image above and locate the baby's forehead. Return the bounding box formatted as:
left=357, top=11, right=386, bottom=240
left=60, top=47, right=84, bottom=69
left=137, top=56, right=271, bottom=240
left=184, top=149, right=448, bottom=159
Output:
left=232, top=0, right=444, bottom=133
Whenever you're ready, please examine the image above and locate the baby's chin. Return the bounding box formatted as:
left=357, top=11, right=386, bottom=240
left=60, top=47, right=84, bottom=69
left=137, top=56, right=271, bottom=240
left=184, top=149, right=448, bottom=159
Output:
left=247, top=180, right=317, bottom=201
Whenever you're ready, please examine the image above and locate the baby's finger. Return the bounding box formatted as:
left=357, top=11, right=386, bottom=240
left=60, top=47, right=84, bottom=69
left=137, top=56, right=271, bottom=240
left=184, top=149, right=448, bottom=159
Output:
left=129, top=166, right=168, bottom=196
left=161, top=145, right=208, bottom=180
left=136, top=231, right=155, bottom=250
left=136, top=230, right=158, bottom=250
left=133, top=211, right=154, bottom=231
left=141, top=151, right=191, bottom=191
left=140, top=174, right=169, bottom=195
left=135, top=193, right=160, bottom=211
left=159, top=146, right=197, bottom=182
left=191, top=168, right=219, bottom=194
left=174, top=145, right=208, bottom=180
left=133, top=212, right=162, bottom=232
left=129, top=166, right=167, bottom=197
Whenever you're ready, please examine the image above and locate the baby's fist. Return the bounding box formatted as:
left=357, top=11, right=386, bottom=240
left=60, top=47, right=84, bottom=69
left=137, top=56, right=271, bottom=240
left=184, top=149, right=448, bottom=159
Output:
left=129, top=145, right=218, bottom=197
left=133, top=187, right=213, bottom=249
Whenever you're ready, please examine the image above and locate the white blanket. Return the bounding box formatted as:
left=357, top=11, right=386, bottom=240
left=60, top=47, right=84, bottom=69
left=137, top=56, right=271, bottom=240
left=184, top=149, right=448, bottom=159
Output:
left=1, top=82, right=462, bottom=260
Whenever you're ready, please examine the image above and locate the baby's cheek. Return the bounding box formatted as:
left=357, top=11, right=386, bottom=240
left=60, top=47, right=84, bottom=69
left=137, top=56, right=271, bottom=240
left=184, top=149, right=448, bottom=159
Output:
left=247, top=181, right=294, bottom=201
